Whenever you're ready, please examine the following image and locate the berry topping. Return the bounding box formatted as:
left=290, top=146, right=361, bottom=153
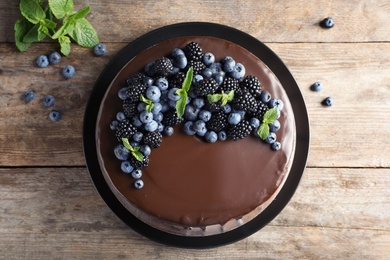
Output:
left=184, top=42, right=203, bottom=61
left=143, top=131, right=163, bottom=149
left=227, top=120, right=252, bottom=140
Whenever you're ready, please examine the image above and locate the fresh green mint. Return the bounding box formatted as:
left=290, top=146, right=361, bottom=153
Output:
left=175, top=66, right=193, bottom=118
left=15, top=0, right=99, bottom=56
left=207, top=90, right=234, bottom=106
left=122, top=138, right=144, bottom=162
left=257, top=108, right=278, bottom=140
left=140, top=95, right=154, bottom=113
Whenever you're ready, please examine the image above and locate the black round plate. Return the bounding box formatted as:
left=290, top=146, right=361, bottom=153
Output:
left=83, top=22, right=310, bottom=248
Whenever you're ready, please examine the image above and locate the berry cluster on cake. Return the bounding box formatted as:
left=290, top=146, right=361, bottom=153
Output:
left=96, top=36, right=296, bottom=236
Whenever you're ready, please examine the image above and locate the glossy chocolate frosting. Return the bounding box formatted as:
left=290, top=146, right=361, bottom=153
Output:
left=96, top=36, right=296, bottom=236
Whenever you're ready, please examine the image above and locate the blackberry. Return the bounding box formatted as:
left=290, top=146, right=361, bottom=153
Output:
left=115, top=119, right=137, bottom=141
left=125, top=83, right=147, bottom=102
left=194, top=78, right=218, bottom=96
left=206, top=110, right=228, bottom=132
left=123, top=100, right=137, bottom=118
left=187, top=60, right=206, bottom=75
left=241, top=75, right=262, bottom=98
left=251, top=101, right=269, bottom=119
left=152, top=57, right=174, bottom=76
left=220, top=76, right=240, bottom=93
left=169, top=72, right=185, bottom=89
left=129, top=155, right=149, bottom=169
left=233, top=90, right=258, bottom=113
left=184, top=42, right=203, bottom=61
left=227, top=120, right=252, bottom=140
left=143, top=131, right=163, bottom=149
left=162, top=109, right=184, bottom=126
left=205, top=100, right=222, bottom=112
left=126, top=72, right=146, bottom=86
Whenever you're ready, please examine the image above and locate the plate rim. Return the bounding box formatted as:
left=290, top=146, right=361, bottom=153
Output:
left=83, top=22, right=310, bottom=248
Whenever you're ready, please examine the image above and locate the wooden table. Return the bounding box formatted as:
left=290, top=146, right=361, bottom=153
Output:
left=1, top=0, right=389, bottom=259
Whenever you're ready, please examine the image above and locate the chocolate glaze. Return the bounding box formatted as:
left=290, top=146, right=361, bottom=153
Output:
left=96, top=37, right=296, bottom=235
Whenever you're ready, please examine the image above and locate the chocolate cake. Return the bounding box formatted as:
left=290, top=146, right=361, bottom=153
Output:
left=96, top=36, right=296, bottom=236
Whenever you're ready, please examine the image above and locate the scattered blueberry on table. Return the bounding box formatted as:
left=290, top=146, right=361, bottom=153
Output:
left=36, top=55, right=49, bottom=68
left=49, top=109, right=62, bottom=122
left=93, top=43, right=107, bottom=56
left=23, top=90, right=35, bottom=103
left=322, top=97, right=334, bottom=106
left=62, top=65, right=75, bottom=79
left=42, top=95, right=55, bottom=108
left=310, top=81, right=324, bottom=91
left=320, top=17, right=335, bottom=28
left=48, top=52, right=62, bottom=65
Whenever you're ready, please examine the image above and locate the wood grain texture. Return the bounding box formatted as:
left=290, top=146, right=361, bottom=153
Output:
left=0, top=42, right=389, bottom=167
left=0, top=167, right=388, bottom=259
left=1, top=0, right=390, bottom=44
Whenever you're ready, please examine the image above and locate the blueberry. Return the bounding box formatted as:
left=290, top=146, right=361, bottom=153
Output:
left=23, top=90, right=35, bottom=103
left=192, top=97, right=205, bottom=109
left=144, top=61, right=155, bottom=76
left=202, top=68, right=213, bottom=78
left=311, top=81, right=324, bottom=91
left=132, top=132, right=143, bottom=142
left=228, top=112, right=241, bottom=125
left=114, top=144, right=130, bottom=160
left=168, top=100, right=177, bottom=108
left=222, top=56, right=235, bottom=73
left=157, top=122, right=164, bottom=132
left=137, top=102, right=147, bottom=112
left=121, top=161, right=134, bottom=174
left=222, top=104, right=232, bottom=114
left=271, top=141, right=282, bottom=151
left=118, top=87, right=128, bottom=100
left=153, top=112, right=163, bottom=123
left=146, top=86, right=161, bottom=102
left=250, top=117, right=260, bottom=129
left=144, top=120, right=158, bottom=132
left=172, top=48, right=185, bottom=58
left=134, top=179, right=144, bottom=189
left=205, top=131, right=218, bottom=143
left=322, top=97, right=334, bottom=106
left=173, top=54, right=187, bottom=69
left=203, top=52, right=215, bottom=66
left=198, top=110, right=212, bottom=122
left=143, top=76, right=154, bottom=87
left=140, top=145, right=151, bottom=156
left=110, top=120, right=118, bottom=130
left=269, top=119, right=281, bottom=132
left=42, top=95, right=55, bottom=107
left=209, top=62, right=223, bottom=75
left=151, top=102, right=162, bottom=115
left=276, top=109, right=281, bottom=119
left=49, top=109, right=62, bottom=122
left=132, top=169, right=143, bottom=179
left=48, top=52, right=61, bottom=65
left=260, top=90, right=272, bottom=103
left=193, top=74, right=204, bottom=85
left=184, top=105, right=199, bottom=121
left=94, top=43, right=107, bottom=56
left=230, top=63, right=245, bottom=79
left=213, top=72, right=225, bottom=85
left=218, top=130, right=227, bottom=141
left=132, top=116, right=143, bottom=127
left=36, top=55, right=49, bottom=68
left=155, top=77, right=169, bottom=91
left=160, top=101, right=170, bottom=113
left=265, top=132, right=277, bottom=144
left=168, top=88, right=180, bottom=101
left=163, top=126, right=174, bottom=136
left=62, top=65, right=75, bottom=79
left=232, top=109, right=245, bottom=118
left=130, top=141, right=140, bottom=148
left=116, top=111, right=126, bottom=121
left=183, top=121, right=196, bottom=135
left=320, top=17, right=335, bottom=29
left=269, top=98, right=284, bottom=111
left=193, top=120, right=207, bottom=136
left=140, top=111, right=153, bottom=124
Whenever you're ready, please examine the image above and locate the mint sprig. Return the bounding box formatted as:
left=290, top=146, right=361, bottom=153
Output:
left=140, top=95, right=154, bottom=113
left=175, top=66, right=193, bottom=118
left=122, top=138, right=144, bottom=162
left=257, top=108, right=278, bottom=140
left=15, top=0, right=99, bottom=56
left=207, top=90, right=234, bottom=106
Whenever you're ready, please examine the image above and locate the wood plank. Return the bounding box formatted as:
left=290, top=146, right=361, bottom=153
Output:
left=0, top=167, right=388, bottom=259
left=2, top=0, right=390, bottom=44
left=1, top=42, right=389, bottom=167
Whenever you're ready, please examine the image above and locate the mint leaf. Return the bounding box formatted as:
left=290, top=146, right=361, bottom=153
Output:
left=41, top=18, right=57, bottom=30
left=262, top=108, right=278, bottom=124
left=122, top=138, right=144, bottom=162
left=257, top=123, right=270, bottom=140
left=69, top=6, right=90, bottom=20
left=140, top=95, right=154, bottom=113
left=59, top=35, right=71, bottom=56
left=51, top=18, right=75, bottom=39
left=182, top=67, right=193, bottom=92
left=175, top=92, right=188, bottom=118
left=14, top=16, right=33, bottom=52
left=49, top=0, right=74, bottom=19
left=69, top=18, right=99, bottom=48
left=207, top=93, right=222, bottom=103
left=221, top=90, right=234, bottom=106
left=20, top=0, right=46, bottom=24
left=22, top=23, right=40, bottom=43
